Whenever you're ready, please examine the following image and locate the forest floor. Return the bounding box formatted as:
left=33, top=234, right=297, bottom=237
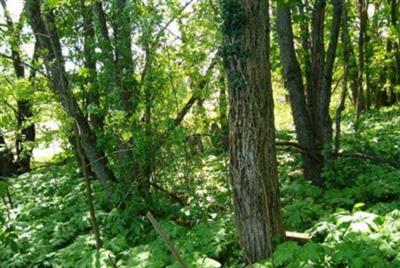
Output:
left=1, top=107, right=400, bottom=267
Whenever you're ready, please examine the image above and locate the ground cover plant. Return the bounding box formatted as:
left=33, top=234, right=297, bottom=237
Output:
left=1, top=108, right=400, bottom=267
left=1, top=0, right=400, bottom=267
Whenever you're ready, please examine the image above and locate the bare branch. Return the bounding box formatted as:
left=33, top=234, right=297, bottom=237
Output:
left=0, top=52, right=49, bottom=79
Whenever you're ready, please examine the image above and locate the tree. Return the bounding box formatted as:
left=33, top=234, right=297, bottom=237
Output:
left=276, top=0, right=342, bottom=186
left=220, top=0, right=285, bottom=262
left=25, top=0, right=115, bottom=198
left=0, top=0, right=35, bottom=173
left=355, top=0, right=367, bottom=122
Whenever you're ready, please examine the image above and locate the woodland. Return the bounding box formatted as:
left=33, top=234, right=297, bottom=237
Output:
left=0, top=0, right=400, bottom=267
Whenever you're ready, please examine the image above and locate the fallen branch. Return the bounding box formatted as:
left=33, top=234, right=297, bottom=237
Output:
left=146, top=212, right=189, bottom=268
left=276, top=141, right=323, bottom=163
left=276, top=141, right=399, bottom=168
left=285, top=231, right=310, bottom=244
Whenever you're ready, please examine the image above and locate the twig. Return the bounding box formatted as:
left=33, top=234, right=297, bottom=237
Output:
left=146, top=212, right=188, bottom=268
left=149, top=181, right=187, bottom=205
left=108, top=255, right=118, bottom=268
left=0, top=52, right=49, bottom=79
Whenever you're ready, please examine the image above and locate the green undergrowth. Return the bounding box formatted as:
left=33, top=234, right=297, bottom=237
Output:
left=1, top=108, right=400, bottom=267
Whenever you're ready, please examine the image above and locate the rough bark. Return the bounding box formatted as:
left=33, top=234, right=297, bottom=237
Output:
left=221, top=0, right=285, bottom=262
left=25, top=0, right=115, bottom=197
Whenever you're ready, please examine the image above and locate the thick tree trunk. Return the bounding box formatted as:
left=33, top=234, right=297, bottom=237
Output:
left=276, top=2, right=323, bottom=186
left=221, top=0, right=285, bottom=262
left=25, top=0, right=115, bottom=198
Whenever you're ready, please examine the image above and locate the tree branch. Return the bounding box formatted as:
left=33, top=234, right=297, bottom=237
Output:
left=0, top=52, right=49, bottom=79
left=276, top=141, right=400, bottom=168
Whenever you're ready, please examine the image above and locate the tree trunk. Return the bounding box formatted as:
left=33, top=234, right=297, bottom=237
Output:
left=0, top=134, right=15, bottom=178
left=335, top=1, right=349, bottom=154
left=310, top=0, right=326, bottom=144
left=319, top=0, right=342, bottom=162
left=73, top=123, right=103, bottom=249
left=81, top=0, right=104, bottom=130
left=276, top=2, right=323, bottom=186
left=221, top=0, right=285, bottom=262
left=298, top=1, right=313, bottom=115
left=356, top=0, right=367, bottom=122
left=25, top=0, right=115, bottom=198
left=388, top=0, right=400, bottom=105
left=218, top=72, right=229, bottom=151
left=113, top=0, right=139, bottom=114
left=0, top=0, right=36, bottom=173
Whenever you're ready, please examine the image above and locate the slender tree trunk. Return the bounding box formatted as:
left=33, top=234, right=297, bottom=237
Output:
left=0, top=134, right=15, bottom=178
left=0, top=133, right=15, bottom=211
left=310, top=0, right=326, bottom=144
left=141, top=59, right=153, bottom=202
left=356, top=0, right=367, bottom=123
left=221, top=0, right=285, bottom=262
left=389, top=0, right=400, bottom=104
left=81, top=0, right=104, bottom=130
left=113, top=0, right=139, bottom=115
left=218, top=73, right=229, bottom=151
left=319, top=0, right=342, bottom=162
left=92, top=0, right=116, bottom=93
left=276, top=2, right=323, bottom=186
left=365, top=0, right=371, bottom=110
left=73, top=123, right=102, bottom=249
left=25, top=0, right=115, bottom=198
left=298, top=1, right=313, bottom=115
left=335, top=1, right=349, bottom=154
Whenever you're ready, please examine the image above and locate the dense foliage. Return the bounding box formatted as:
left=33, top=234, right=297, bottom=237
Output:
left=1, top=109, right=400, bottom=267
left=1, top=0, right=400, bottom=267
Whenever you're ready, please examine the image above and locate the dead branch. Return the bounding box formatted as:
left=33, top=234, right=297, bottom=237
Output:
left=146, top=212, right=189, bottom=268
left=276, top=141, right=399, bottom=168
left=285, top=231, right=310, bottom=244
